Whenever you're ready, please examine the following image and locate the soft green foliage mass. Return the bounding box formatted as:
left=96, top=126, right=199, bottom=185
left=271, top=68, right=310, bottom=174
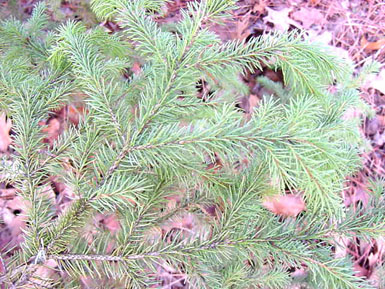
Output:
left=0, top=1, right=383, bottom=288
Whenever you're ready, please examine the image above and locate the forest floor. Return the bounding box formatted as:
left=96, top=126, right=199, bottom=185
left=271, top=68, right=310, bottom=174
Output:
left=0, top=0, right=384, bottom=288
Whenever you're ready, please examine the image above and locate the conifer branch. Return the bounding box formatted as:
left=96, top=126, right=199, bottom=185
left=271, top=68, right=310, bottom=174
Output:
left=0, top=1, right=381, bottom=288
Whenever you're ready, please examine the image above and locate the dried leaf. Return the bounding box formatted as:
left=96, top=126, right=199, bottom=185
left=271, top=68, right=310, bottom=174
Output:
left=239, top=94, right=260, bottom=115
left=353, top=263, right=369, bottom=277
left=40, top=118, right=61, bottom=145
left=373, top=131, right=385, bottom=147
left=95, top=213, right=121, bottom=234
left=344, top=186, right=370, bottom=207
left=234, top=13, right=251, bottom=41
left=165, top=194, right=182, bottom=212
left=361, top=37, right=385, bottom=51
left=0, top=187, right=16, bottom=199
left=2, top=196, right=29, bottom=245
left=367, top=237, right=385, bottom=267
left=364, top=69, right=385, bottom=94
left=263, top=7, right=301, bottom=31
left=0, top=112, right=12, bottom=152
left=67, top=104, right=85, bottom=126
left=29, top=259, right=59, bottom=288
left=161, top=213, right=210, bottom=244
left=262, top=194, right=306, bottom=217
left=251, top=0, right=266, bottom=14
left=333, top=235, right=350, bottom=258
left=342, top=107, right=364, bottom=121
left=291, top=268, right=308, bottom=279
left=306, top=30, right=350, bottom=61
left=291, top=7, right=325, bottom=29
left=131, top=61, right=142, bottom=75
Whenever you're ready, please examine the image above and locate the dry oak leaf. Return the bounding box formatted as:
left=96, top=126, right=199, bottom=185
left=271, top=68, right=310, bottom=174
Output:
left=263, top=194, right=306, bottom=217
left=2, top=196, right=30, bottom=245
left=353, top=263, right=369, bottom=278
left=364, top=69, right=385, bottom=95
left=291, top=7, right=325, bottom=29
left=251, top=0, right=266, bottom=14
left=343, top=185, right=370, bottom=207
left=40, top=117, right=61, bottom=145
left=0, top=112, right=12, bottom=152
left=361, top=37, right=385, bottom=52
left=367, top=237, right=385, bottom=268
left=28, top=259, right=59, bottom=288
left=263, top=7, right=301, bottom=32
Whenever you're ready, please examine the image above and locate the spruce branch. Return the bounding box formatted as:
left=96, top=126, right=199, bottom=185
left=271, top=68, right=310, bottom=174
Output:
left=0, top=1, right=380, bottom=288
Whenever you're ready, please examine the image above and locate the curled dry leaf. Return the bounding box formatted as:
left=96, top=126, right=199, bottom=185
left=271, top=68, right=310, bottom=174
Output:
left=262, top=194, right=306, bottom=217
left=0, top=112, right=12, bottom=152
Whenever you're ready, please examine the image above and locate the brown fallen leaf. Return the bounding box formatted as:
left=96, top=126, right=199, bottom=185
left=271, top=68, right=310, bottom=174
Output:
left=333, top=235, right=350, bottom=258
left=262, top=194, right=306, bottom=217
left=165, top=193, right=182, bottom=212
left=361, top=37, right=385, bottom=51
left=0, top=112, right=12, bottom=152
left=206, top=152, right=223, bottom=174
left=342, top=107, right=364, bottom=121
left=291, top=7, right=325, bottom=29
left=364, top=69, right=385, bottom=95
left=131, top=61, right=142, bottom=75
left=263, top=7, right=301, bottom=32
left=251, top=0, right=266, bottom=14
left=94, top=213, right=121, bottom=235
left=28, top=259, right=59, bottom=288
left=199, top=203, right=219, bottom=218
left=367, top=237, right=385, bottom=268
left=353, top=263, right=369, bottom=278
left=233, top=13, right=251, bottom=41
left=2, top=196, right=29, bottom=246
left=40, top=117, right=61, bottom=145
left=367, top=267, right=382, bottom=288
left=161, top=213, right=210, bottom=244
left=66, top=104, right=85, bottom=126
left=239, top=94, right=260, bottom=117
left=344, top=185, right=370, bottom=207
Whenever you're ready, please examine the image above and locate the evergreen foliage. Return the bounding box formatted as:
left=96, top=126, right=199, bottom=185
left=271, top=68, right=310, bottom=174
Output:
left=0, top=1, right=383, bottom=288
